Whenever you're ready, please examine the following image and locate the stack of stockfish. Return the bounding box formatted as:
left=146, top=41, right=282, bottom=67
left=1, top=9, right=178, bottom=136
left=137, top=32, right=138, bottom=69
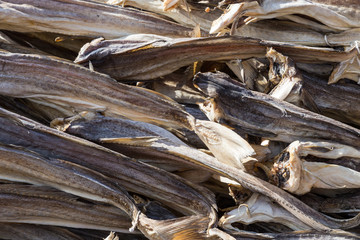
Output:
left=0, top=0, right=359, bottom=239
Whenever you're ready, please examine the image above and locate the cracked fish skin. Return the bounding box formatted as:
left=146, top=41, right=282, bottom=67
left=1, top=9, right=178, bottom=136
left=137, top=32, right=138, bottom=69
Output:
left=194, top=72, right=360, bottom=149
left=75, top=36, right=358, bottom=80
left=0, top=0, right=194, bottom=39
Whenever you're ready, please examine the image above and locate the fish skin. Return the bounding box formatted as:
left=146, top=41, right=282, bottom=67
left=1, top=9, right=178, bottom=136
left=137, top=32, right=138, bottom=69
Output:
left=0, top=183, right=134, bottom=232
left=0, top=51, right=195, bottom=131
left=0, top=144, right=141, bottom=221
left=0, top=107, right=217, bottom=219
left=267, top=48, right=360, bottom=127
left=0, top=0, right=194, bottom=39
left=75, top=36, right=358, bottom=80
left=0, top=223, right=84, bottom=240
left=194, top=71, right=360, bottom=148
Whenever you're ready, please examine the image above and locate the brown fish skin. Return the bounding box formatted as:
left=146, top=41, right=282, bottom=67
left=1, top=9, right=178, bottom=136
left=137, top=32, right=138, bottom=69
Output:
left=0, top=51, right=195, bottom=131
left=0, top=223, right=84, bottom=240
left=194, top=72, right=360, bottom=148
left=0, top=183, right=133, bottom=232
left=0, top=0, right=194, bottom=39
left=267, top=48, right=360, bottom=127
left=75, top=36, right=358, bottom=80
left=0, top=107, right=217, bottom=219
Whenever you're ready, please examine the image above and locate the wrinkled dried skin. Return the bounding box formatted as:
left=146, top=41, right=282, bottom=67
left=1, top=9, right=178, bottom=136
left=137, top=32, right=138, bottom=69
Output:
left=0, top=0, right=194, bottom=39
left=0, top=183, right=134, bottom=232
left=0, top=51, right=195, bottom=131
left=210, top=3, right=244, bottom=34
left=0, top=223, right=83, bottom=240
left=194, top=72, right=360, bottom=148
left=106, top=0, right=221, bottom=31
left=233, top=20, right=360, bottom=46
left=220, top=193, right=311, bottom=231
left=219, top=0, right=360, bottom=32
left=271, top=141, right=360, bottom=195
left=75, top=35, right=358, bottom=80
left=0, top=107, right=217, bottom=221
left=301, top=192, right=360, bottom=214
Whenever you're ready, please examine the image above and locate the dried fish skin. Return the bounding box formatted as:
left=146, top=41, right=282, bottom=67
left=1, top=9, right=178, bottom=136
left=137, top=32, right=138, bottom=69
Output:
left=329, top=47, right=360, bottom=84
left=0, top=183, right=134, bottom=232
left=267, top=48, right=360, bottom=127
left=220, top=193, right=311, bottom=231
left=271, top=141, right=360, bottom=195
left=223, top=0, right=360, bottom=31
left=193, top=72, right=360, bottom=148
left=75, top=35, right=358, bottom=80
left=0, top=0, right=194, bottom=39
left=0, top=107, right=217, bottom=219
left=0, top=51, right=195, bottom=131
left=0, top=223, right=84, bottom=240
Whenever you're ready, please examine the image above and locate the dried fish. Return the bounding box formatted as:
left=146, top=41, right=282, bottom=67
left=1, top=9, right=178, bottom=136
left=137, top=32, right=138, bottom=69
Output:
left=75, top=35, right=358, bottom=80
left=0, top=223, right=83, bottom=240
left=0, top=183, right=134, bottom=232
left=301, top=192, right=360, bottom=214
left=220, top=193, right=311, bottom=231
left=214, top=0, right=360, bottom=32
left=0, top=107, right=217, bottom=220
left=194, top=71, right=360, bottom=148
left=0, top=0, right=194, bottom=38
left=0, top=51, right=196, bottom=131
left=106, top=0, right=221, bottom=31
left=270, top=141, right=360, bottom=195
left=267, top=48, right=360, bottom=127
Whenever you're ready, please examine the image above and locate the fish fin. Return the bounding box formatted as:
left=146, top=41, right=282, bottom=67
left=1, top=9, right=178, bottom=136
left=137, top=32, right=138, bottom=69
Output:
left=100, top=136, right=163, bottom=146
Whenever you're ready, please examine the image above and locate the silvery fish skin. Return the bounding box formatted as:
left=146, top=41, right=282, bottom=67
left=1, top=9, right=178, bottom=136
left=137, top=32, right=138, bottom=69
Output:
left=0, top=223, right=83, bottom=240
left=194, top=72, right=360, bottom=148
left=0, top=51, right=195, bottom=131
left=0, top=183, right=134, bottom=232
left=75, top=35, right=358, bottom=80
left=267, top=48, right=360, bottom=127
left=0, top=0, right=194, bottom=39
left=0, top=107, right=217, bottom=219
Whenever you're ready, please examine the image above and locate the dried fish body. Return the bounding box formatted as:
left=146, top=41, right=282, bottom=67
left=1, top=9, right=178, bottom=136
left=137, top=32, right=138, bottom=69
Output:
left=0, top=144, right=143, bottom=224
left=0, top=223, right=83, bottom=240
left=56, top=112, right=254, bottom=172
left=194, top=72, right=360, bottom=148
left=221, top=0, right=360, bottom=31
left=271, top=141, right=360, bottom=195
left=75, top=35, right=358, bottom=80
left=0, top=0, right=194, bottom=39
left=106, top=0, right=220, bottom=31
left=267, top=48, right=360, bottom=127
left=301, top=192, right=360, bottom=214
left=0, top=51, right=196, bottom=131
left=220, top=193, right=311, bottom=231
left=0, top=107, right=217, bottom=221
left=0, top=183, right=134, bottom=232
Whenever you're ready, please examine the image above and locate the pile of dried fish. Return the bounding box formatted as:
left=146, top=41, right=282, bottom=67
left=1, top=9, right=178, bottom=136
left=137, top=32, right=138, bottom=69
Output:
left=0, top=0, right=359, bottom=239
